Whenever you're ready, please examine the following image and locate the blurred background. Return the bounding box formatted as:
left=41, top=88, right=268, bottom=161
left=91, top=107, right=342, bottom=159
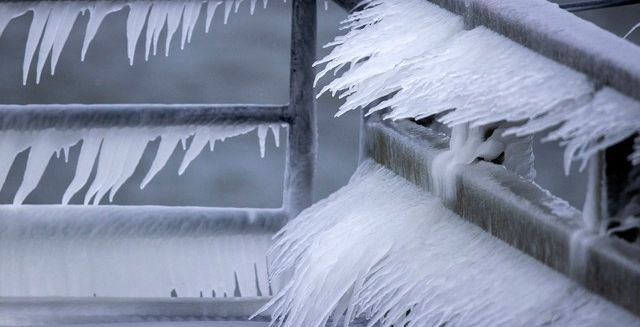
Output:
left=0, top=0, right=637, bottom=209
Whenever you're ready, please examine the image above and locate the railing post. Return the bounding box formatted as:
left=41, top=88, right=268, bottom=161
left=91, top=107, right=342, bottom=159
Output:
left=284, top=0, right=317, bottom=218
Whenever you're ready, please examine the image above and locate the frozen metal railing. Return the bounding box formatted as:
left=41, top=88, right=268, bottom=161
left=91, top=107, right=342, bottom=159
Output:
left=0, top=0, right=320, bottom=324
left=0, top=0, right=317, bottom=219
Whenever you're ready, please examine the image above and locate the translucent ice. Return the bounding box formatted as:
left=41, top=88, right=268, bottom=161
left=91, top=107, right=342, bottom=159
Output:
left=0, top=124, right=277, bottom=205
left=257, top=160, right=640, bottom=327
left=316, top=0, right=640, bottom=171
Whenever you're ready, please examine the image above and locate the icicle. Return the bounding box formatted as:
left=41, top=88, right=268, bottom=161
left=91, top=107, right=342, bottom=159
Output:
left=3, top=0, right=275, bottom=83
left=257, top=125, right=268, bottom=158
left=0, top=3, right=28, bottom=41
left=145, top=1, right=170, bottom=60
left=126, top=1, right=151, bottom=65
left=50, top=3, right=82, bottom=76
left=178, top=127, right=210, bottom=175
left=0, top=131, right=33, bottom=193
left=269, top=124, right=280, bottom=147
left=165, top=2, right=185, bottom=56
left=109, top=136, right=150, bottom=201
left=140, top=132, right=182, bottom=189
left=224, top=0, right=234, bottom=24
left=62, top=133, right=103, bottom=205
left=13, top=131, right=80, bottom=204
left=206, top=1, right=223, bottom=33
left=82, top=2, right=123, bottom=61
left=23, top=3, right=51, bottom=85
left=234, top=0, right=245, bottom=13
left=250, top=0, right=258, bottom=15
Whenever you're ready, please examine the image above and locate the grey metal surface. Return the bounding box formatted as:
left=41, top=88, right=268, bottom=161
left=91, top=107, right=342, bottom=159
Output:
left=283, top=0, right=316, bottom=218
left=365, top=116, right=640, bottom=316
left=0, top=205, right=287, bottom=237
left=0, top=104, right=289, bottom=131
left=0, top=297, right=271, bottom=326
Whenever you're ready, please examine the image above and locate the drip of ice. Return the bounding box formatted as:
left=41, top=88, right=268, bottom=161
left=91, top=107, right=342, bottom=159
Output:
left=257, top=160, right=639, bottom=326
left=0, top=124, right=281, bottom=205
left=0, top=226, right=272, bottom=298
left=0, top=0, right=281, bottom=84
left=316, top=0, right=640, bottom=172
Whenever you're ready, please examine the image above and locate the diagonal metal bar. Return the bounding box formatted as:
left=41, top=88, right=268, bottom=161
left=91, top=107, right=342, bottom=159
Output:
left=0, top=104, right=289, bottom=131
left=560, top=0, right=640, bottom=11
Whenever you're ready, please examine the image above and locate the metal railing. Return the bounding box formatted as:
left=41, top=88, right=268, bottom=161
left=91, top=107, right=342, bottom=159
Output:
left=0, top=0, right=317, bottom=225
left=0, top=0, right=319, bottom=324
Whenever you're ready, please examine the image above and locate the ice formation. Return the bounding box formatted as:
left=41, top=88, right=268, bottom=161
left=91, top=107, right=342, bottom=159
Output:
left=0, top=229, right=272, bottom=298
left=257, top=160, right=640, bottom=326
left=0, top=124, right=280, bottom=205
left=0, top=0, right=323, bottom=84
left=316, top=0, right=640, bottom=172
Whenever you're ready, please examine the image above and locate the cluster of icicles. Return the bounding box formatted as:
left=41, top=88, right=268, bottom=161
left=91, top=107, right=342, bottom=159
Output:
left=257, top=160, right=640, bottom=327
left=0, top=124, right=280, bottom=204
left=0, top=0, right=328, bottom=85
left=315, top=0, right=640, bottom=173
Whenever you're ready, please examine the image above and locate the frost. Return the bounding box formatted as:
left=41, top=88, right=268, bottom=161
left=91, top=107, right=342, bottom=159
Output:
left=0, top=124, right=280, bottom=205
left=0, top=0, right=281, bottom=84
left=257, top=160, right=639, bottom=326
left=0, top=227, right=272, bottom=298
left=316, top=0, right=640, bottom=172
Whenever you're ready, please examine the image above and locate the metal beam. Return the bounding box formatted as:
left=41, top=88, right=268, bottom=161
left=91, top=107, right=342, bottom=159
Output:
left=284, top=0, right=317, bottom=218
left=560, top=0, right=640, bottom=11
left=0, top=205, right=287, bottom=237
left=365, top=116, right=640, bottom=315
left=0, top=297, right=271, bottom=325
left=0, top=104, right=289, bottom=131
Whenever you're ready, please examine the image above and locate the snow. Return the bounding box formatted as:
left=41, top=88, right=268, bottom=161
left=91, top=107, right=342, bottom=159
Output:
left=316, top=0, right=640, bottom=171
left=258, top=160, right=640, bottom=326
left=0, top=124, right=280, bottom=205
left=0, top=0, right=291, bottom=85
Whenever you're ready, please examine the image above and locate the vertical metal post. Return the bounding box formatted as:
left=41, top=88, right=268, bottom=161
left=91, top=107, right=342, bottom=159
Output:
left=284, top=0, right=317, bottom=218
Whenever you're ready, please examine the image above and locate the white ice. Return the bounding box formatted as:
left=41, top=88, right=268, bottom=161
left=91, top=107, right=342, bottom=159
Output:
left=315, top=0, right=640, bottom=172
left=0, top=0, right=284, bottom=84
left=257, top=160, right=640, bottom=327
left=0, top=124, right=280, bottom=205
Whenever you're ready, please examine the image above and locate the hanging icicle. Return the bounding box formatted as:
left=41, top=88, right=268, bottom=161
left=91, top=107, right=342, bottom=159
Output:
left=0, top=0, right=290, bottom=84
left=0, top=123, right=281, bottom=205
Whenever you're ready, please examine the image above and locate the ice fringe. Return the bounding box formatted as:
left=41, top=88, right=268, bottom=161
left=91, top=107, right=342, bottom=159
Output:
left=315, top=0, right=640, bottom=173
left=0, top=124, right=280, bottom=205
left=256, top=160, right=640, bottom=327
left=0, top=0, right=329, bottom=84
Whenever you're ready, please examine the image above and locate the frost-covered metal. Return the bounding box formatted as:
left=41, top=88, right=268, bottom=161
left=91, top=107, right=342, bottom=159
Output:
left=0, top=0, right=318, bottom=324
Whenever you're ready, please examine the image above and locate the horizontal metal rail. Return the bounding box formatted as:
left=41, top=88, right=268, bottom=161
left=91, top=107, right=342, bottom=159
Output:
left=0, top=297, right=272, bottom=325
left=365, top=117, right=640, bottom=315
left=560, top=0, right=640, bottom=11
left=0, top=205, right=288, bottom=237
left=0, top=297, right=371, bottom=326
left=0, top=104, right=289, bottom=131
